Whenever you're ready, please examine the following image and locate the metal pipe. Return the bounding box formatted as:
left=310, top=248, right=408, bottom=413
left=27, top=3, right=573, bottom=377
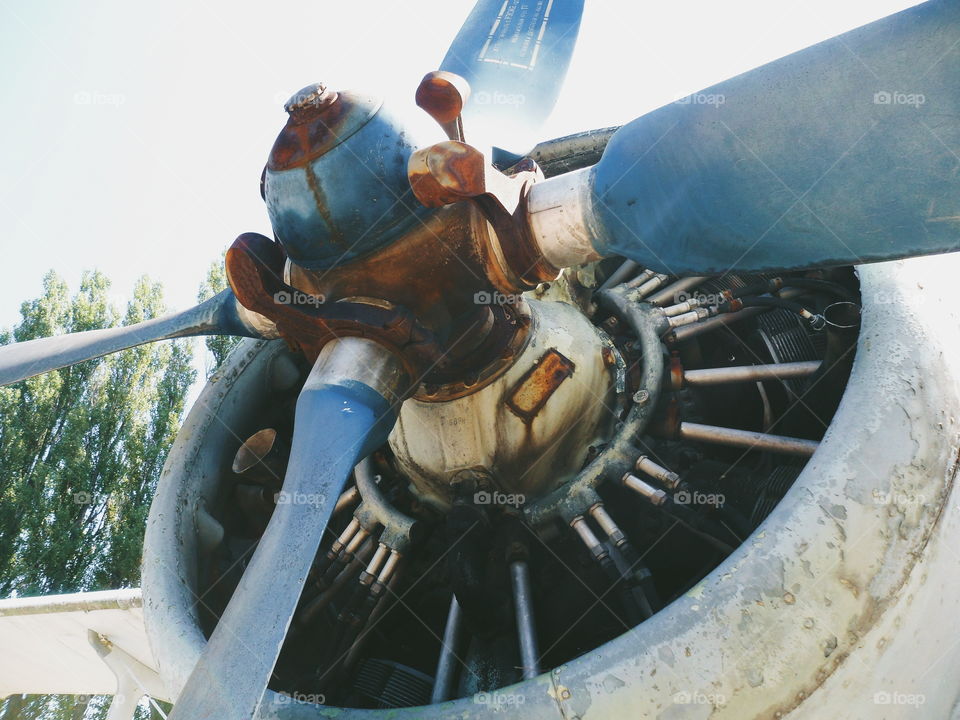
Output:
left=343, top=571, right=403, bottom=671
left=359, top=543, right=390, bottom=586
left=679, top=422, right=819, bottom=457
left=570, top=515, right=607, bottom=561
left=647, top=276, right=711, bottom=306
left=662, top=295, right=710, bottom=317
left=632, top=273, right=670, bottom=298
left=634, top=456, right=681, bottom=490
left=332, top=547, right=404, bottom=677
left=430, top=595, right=465, bottom=703
left=345, top=527, right=371, bottom=556
left=529, top=126, right=619, bottom=178
left=300, top=538, right=375, bottom=624
left=331, top=518, right=361, bottom=557
left=624, top=269, right=657, bottom=289
left=377, top=549, right=402, bottom=585
left=510, top=560, right=541, bottom=680
left=589, top=504, right=628, bottom=550
left=333, top=485, right=361, bottom=515
left=668, top=287, right=805, bottom=342
left=621, top=473, right=669, bottom=506
left=683, top=361, right=821, bottom=387
left=319, top=524, right=374, bottom=589
left=599, top=260, right=641, bottom=290
left=314, top=517, right=362, bottom=581
left=667, top=307, right=714, bottom=328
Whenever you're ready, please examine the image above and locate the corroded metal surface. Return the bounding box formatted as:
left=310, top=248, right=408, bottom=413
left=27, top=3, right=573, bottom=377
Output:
left=266, top=88, right=374, bottom=172
left=225, top=232, right=444, bottom=381
left=389, top=299, right=615, bottom=509
left=506, top=348, right=575, bottom=423
left=408, top=140, right=558, bottom=288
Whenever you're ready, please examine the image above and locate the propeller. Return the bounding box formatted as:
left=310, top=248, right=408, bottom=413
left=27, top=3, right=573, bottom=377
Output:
left=0, top=0, right=588, bottom=714
left=1, top=0, right=586, bottom=390
left=440, top=0, right=585, bottom=147
left=164, top=4, right=589, bottom=715
left=168, top=338, right=408, bottom=720
left=22, top=1, right=960, bottom=716
left=0, top=289, right=272, bottom=388
left=527, top=0, right=960, bottom=275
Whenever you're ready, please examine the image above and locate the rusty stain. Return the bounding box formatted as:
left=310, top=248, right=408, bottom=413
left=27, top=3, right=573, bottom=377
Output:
left=225, top=232, right=446, bottom=380
left=415, top=71, right=469, bottom=128
left=669, top=353, right=684, bottom=390
left=408, top=141, right=487, bottom=208
left=267, top=90, right=374, bottom=172
left=406, top=137, right=556, bottom=289
left=507, top=349, right=575, bottom=423
left=287, top=202, right=533, bottom=396
left=415, top=74, right=467, bottom=144
left=303, top=163, right=343, bottom=244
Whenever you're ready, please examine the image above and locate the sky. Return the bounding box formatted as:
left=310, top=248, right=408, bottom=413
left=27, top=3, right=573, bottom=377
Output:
left=0, top=0, right=919, bottom=333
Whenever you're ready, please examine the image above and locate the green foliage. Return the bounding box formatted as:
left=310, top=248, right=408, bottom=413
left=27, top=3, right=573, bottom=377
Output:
left=0, top=271, right=195, bottom=596
left=197, top=256, right=241, bottom=377
left=0, top=694, right=170, bottom=720
left=0, top=271, right=194, bottom=720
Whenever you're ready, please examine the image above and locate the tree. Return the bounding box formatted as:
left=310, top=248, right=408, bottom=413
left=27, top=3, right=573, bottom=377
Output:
left=0, top=271, right=194, bottom=718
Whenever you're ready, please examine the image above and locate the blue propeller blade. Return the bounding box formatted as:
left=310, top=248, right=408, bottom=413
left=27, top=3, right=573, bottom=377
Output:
left=168, top=340, right=405, bottom=720
left=585, top=0, right=960, bottom=275
left=0, top=289, right=263, bottom=388
left=442, top=0, right=585, bottom=144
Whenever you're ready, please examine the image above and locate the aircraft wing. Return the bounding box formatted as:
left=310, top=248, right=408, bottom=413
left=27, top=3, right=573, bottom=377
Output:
left=0, top=588, right=167, bottom=703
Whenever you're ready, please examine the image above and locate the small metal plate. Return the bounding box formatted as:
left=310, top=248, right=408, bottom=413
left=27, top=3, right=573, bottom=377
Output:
left=506, top=348, right=575, bottom=422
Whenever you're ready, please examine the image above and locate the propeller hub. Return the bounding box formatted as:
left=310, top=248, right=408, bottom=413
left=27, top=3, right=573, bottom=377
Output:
left=263, top=86, right=434, bottom=270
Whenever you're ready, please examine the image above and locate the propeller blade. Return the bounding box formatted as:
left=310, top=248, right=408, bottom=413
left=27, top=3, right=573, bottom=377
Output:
left=0, top=289, right=271, bottom=387
left=168, top=338, right=407, bottom=720
left=441, top=0, right=585, bottom=145
left=531, top=0, right=960, bottom=275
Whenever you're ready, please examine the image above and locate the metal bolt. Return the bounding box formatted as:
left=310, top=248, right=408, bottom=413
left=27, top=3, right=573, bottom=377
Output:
left=284, top=83, right=338, bottom=119
left=633, top=389, right=650, bottom=405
